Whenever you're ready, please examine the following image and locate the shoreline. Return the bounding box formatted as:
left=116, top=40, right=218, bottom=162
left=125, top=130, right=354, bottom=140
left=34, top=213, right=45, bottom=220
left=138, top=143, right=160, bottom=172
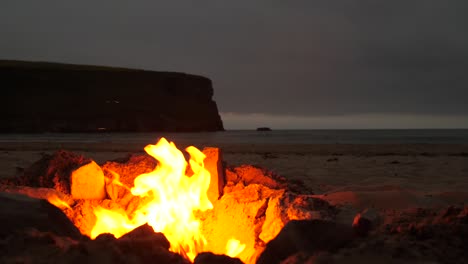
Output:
left=1, top=141, right=468, bottom=154
left=1, top=142, right=467, bottom=195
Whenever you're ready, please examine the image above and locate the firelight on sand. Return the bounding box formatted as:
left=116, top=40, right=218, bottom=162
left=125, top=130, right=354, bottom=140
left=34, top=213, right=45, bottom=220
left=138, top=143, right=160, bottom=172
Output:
left=47, top=194, right=72, bottom=210
left=90, top=138, right=245, bottom=261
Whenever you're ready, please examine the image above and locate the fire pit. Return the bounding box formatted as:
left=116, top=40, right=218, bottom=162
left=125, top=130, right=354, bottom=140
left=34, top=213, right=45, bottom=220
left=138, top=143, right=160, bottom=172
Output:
left=0, top=138, right=334, bottom=263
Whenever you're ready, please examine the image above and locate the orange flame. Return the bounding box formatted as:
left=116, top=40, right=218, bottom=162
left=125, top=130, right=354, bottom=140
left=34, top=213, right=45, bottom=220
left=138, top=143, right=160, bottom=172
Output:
left=90, top=138, right=244, bottom=261
left=47, top=194, right=71, bottom=210
left=226, top=238, right=246, bottom=258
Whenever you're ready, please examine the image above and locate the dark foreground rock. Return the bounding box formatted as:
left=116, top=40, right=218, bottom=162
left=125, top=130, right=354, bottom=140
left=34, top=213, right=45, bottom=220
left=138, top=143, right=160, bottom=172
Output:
left=75, top=224, right=189, bottom=264
left=0, top=60, right=224, bottom=132
left=257, top=206, right=468, bottom=264
left=0, top=193, right=189, bottom=263
left=194, top=252, right=243, bottom=264
left=0, top=192, right=82, bottom=239
left=257, top=220, right=354, bottom=264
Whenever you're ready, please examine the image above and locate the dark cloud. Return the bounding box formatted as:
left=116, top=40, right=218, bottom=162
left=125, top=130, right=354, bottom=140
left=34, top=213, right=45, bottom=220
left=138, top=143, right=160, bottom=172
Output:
left=1, top=1, right=467, bottom=119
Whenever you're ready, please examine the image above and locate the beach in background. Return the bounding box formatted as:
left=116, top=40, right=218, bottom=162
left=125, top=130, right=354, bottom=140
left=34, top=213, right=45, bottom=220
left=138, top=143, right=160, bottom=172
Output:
left=2, top=129, right=468, bottom=263
left=1, top=129, right=467, bottom=195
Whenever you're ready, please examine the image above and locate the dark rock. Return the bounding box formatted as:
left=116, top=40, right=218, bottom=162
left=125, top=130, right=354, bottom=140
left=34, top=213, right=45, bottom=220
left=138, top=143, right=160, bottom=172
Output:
left=0, top=192, right=82, bottom=240
left=63, top=224, right=189, bottom=264
left=0, top=60, right=224, bottom=133
left=115, top=224, right=187, bottom=264
left=279, top=252, right=315, bottom=264
left=338, top=205, right=468, bottom=263
left=0, top=228, right=80, bottom=263
left=256, top=127, right=272, bottom=131
left=118, top=224, right=170, bottom=250
left=352, top=213, right=372, bottom=237
left=194, top=252, right=244, bottom=264
left=351, top=209, right=380, bottom=237
left=256, top=220, right=354, bottom=264
left=95, top=233, right=118, bottom=243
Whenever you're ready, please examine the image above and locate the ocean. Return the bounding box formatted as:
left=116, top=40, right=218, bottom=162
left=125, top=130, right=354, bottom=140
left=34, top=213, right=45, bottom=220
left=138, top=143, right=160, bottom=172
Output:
left=0, top=129, right=467, bottom=146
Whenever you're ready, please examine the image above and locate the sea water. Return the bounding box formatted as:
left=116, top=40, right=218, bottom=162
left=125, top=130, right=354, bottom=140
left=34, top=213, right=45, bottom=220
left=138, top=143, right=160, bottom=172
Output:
left=0, top=129, right=467, bottom=145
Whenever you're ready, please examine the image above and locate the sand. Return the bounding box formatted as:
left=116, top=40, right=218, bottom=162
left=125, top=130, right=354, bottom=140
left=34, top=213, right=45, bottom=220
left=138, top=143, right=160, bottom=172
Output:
left=1, top=141, right=468, bottom=263
left=2, top=141, right=468, bottom=222
left=0, top=142, right=468, bottom=222
left=1, top=141, right=468, bottom=220
left=1, top=142, right=468, bottom=194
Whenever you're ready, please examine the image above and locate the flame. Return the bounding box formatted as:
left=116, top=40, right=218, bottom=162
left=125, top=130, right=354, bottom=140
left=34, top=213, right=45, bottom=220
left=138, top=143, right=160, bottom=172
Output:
left=226, top=238, right=246, bottom=258
left=107, top=169, right=129, bottom=189
left=90, top=138, right=244, bottom=261
left=47, top=194, right=71, bottom=210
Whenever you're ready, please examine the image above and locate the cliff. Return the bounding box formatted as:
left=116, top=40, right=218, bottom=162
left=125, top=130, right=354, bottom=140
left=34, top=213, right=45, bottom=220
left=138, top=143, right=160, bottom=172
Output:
left=0, top=60, right=224, bottom=132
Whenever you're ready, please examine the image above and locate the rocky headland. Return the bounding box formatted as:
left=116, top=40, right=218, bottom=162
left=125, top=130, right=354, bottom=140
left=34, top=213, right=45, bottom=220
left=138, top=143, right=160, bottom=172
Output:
left=0, top=60, right=224, bottom=132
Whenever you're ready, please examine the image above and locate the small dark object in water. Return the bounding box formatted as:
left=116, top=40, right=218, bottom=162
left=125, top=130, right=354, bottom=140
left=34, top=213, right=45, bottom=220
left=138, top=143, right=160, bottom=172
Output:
left=257, top=127, right=272, bottom=131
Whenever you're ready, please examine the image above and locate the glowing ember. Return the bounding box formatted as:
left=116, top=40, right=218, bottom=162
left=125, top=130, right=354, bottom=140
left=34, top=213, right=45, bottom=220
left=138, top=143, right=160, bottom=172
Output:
left=90, top=138, right=245, bottom=261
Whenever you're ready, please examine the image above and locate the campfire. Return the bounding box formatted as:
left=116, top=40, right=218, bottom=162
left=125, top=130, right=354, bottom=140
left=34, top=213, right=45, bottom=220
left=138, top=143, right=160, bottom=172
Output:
left=90, top=138, right=244, bottom=261
left=2, top=137, right=468, bottom=263
left=0, top=137, right=335, bottom=263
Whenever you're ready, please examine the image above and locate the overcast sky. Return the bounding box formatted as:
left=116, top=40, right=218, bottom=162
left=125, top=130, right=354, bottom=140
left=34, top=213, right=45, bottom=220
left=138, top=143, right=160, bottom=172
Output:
left=1, top=1, right=468, bottom=129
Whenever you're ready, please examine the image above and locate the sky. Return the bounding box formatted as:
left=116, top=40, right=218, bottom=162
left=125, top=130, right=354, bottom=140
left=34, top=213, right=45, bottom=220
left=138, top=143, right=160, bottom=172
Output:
left=1, top=1, right=468, bottom=129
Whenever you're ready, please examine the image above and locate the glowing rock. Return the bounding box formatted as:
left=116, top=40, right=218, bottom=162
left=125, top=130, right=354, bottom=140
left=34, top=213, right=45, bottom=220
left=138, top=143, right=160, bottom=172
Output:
left=202, top=147, right=225, bottom=204
left=71, top=161, right=106, bottom=200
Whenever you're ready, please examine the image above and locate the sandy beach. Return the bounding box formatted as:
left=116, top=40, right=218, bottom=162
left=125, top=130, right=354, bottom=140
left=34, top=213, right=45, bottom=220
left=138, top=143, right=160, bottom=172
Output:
left=1, top=139, right=468, bottom=263
left=1, top=141, right=467, bottom=195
